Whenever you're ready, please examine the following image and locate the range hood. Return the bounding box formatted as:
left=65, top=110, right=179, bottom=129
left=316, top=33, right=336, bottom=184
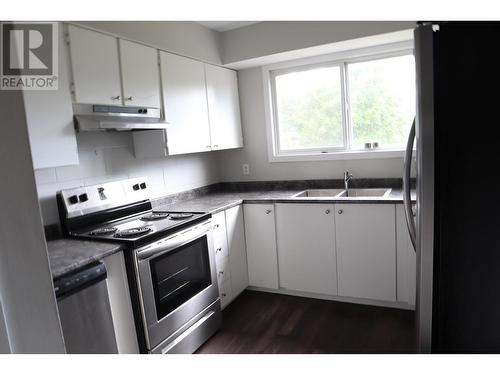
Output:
left=73, top=103, right=169, bottom=131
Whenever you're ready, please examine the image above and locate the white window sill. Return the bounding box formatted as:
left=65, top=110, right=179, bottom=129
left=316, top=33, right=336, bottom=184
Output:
left=269, top=149, right=406, bottom=162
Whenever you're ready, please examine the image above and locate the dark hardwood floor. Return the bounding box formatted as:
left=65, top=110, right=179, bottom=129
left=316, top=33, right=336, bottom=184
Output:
left=196, top=290, right=416, bottom=354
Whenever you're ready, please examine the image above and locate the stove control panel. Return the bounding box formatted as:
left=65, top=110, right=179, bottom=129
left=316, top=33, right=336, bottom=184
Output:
left=59, top=177, right=150, bottom=218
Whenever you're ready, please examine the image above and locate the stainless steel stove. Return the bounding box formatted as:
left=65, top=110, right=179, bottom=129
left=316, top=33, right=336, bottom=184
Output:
left=73, top=209, right=207, bottom=243
left=57, top=178, right=221, bottom=354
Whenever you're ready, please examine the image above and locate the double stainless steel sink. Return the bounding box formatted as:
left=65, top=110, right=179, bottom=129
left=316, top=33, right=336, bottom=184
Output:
left=292, top=188, right=392, bottom=199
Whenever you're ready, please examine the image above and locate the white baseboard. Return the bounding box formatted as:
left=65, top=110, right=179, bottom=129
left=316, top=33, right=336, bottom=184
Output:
left=245, top=286, right=415, bottom=311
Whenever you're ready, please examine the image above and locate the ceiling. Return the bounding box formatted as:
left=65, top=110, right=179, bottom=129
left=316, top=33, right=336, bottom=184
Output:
left=196, top=21, right=260, bottom=32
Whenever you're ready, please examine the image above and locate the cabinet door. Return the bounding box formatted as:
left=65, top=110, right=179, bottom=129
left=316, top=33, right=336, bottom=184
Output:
left=160, top=51, right=211, bottom=155
left=276, top=204, right=337, bottom=295
left=119, top=39, right=160, bottom=108
left=205, top=64, right=243, bottom=150
left=24, top=23, right=78, bottom=169
left=67, top=25, right=122, bottom=105
left=225, top=205, right=249, bottom=298
left=396, top=205, right=417, bottom=306
left=243, top=204, right=279, bottom=289
left=335, top=204, right=397, bottom=302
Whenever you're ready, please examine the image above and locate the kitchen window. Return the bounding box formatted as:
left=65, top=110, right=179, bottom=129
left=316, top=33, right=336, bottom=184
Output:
left=267, top=47, right=415, bottom=161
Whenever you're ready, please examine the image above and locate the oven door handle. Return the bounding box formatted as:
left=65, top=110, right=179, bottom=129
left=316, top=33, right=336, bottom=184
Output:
left=136, top=220, right=211, bottom=261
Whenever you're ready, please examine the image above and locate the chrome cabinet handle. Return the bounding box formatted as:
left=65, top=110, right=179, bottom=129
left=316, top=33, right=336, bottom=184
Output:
left=213, top=144, right=219, bottom=148
left=325, top=209, right=331, bottom=214
left=221, top=293, right=227, bottom=297
left=216, top=247, right=222, bottom=252
left=338, top=209, right=343, bottom=214
left=265, top=209, right=272, bottom=214
left=213, top=224, right=219, bottom=229
left=125, top=96, right=133, bottom=101
left=218, top=271, right=224, bottom=276
left=206, top=145, right=212, bottom=149
left=111, top=95, right=121, bottom=100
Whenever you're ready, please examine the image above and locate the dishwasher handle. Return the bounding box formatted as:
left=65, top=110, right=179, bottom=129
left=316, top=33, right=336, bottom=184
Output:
left=54, top=262, right=107, bottom=299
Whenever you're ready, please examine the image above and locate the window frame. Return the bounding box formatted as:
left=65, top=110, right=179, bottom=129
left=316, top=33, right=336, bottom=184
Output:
left=269, top=61, right=348, bottom=155
left=263, top=40, right=415, bottom=162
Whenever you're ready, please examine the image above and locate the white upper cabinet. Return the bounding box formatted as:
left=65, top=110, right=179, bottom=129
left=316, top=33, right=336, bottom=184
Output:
left=119, top=39, right=161, bottom=108
left=335, top=204, right=397, bottom=302
left=133, top=59, right=244, bottom=157
left=67, top=25, right=122, bottom=105
left=205, top=65, right=243, bottom=150
left=160, top=51, right=211, bottom=155
left=24, top=22, right=78, bottom=169
left=276, top=204, right=337, bottom=295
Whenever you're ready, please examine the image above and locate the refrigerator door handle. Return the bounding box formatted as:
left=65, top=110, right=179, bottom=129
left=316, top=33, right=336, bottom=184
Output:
left=403, top=118, right=417, bottom=251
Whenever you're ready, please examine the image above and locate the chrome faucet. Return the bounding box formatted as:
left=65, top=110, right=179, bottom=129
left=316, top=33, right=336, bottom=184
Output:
left=344, top=171, right=353, bottom=196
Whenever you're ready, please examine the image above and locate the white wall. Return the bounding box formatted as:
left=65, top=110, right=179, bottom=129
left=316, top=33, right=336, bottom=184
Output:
left=221, top=21, right=416, bottom=65
left=36, top=132, right=220, bottom=225
left=0, top=89, right=65, bottom=353
left=78, top=21, right=223, bottom=65
left=216, top=67, right=406, bottom=182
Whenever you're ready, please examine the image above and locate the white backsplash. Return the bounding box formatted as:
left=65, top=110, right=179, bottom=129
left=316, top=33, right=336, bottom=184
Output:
left=35, top=131, right=220, bottom=226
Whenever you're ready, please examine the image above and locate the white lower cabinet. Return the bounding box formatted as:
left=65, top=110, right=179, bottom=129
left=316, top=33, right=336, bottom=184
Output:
left=335, top=204, right=397, bottom=302
left=396, top=205, right=417, bottom=306
left=244, top=204, right=279, bottom=289
left=212, top=205, right=249, bottom=309
left=241, top=201, right=414, bottom=309
left=276, top=204, right=337, bottom=295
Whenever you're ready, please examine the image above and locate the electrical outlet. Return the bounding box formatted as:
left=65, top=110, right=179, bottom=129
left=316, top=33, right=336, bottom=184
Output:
left=242, top=164, right=250, bottom=176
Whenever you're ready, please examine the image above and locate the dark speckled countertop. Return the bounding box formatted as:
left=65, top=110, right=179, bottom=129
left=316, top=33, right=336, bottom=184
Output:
left=153, top=188, right=415, bottom=215
left=47, top=239, right=124, bottom=279
left=45, top=179, right=415, bottom=279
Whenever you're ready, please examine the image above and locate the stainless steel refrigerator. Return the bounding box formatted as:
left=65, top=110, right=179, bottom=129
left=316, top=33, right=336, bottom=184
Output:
left=404, top=22, right=500, bottom=353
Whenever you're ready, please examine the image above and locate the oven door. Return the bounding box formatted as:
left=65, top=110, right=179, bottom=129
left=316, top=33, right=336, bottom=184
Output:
left=134, top=219, right=219, bottom=350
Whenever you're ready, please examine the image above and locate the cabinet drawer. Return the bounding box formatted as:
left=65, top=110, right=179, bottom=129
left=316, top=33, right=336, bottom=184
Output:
left=212, top=212, right=229, bottom=260
left=213, top=229, right=228, bottom=251
left=212, top=212, right=227, bottom=238
left=214, top=241, right=228, bottom=263
left=215, top=255, right=230, bottom=282
left=218, top=279, right=232, bottom=309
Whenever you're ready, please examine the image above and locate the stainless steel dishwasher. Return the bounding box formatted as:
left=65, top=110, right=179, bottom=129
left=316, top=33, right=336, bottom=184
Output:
left=54, top=261, right=118, bottom=354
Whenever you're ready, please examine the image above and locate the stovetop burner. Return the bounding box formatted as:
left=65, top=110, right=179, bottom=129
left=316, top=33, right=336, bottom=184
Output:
left=114, top=226, right=152, bottom=238
left=169, top=213, right=194, bottom=220
left=89, top=227, right=118, bottom=236
left=140, top=212, right=169, bottom=221
left=76, top=211, right=206, bottom=243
